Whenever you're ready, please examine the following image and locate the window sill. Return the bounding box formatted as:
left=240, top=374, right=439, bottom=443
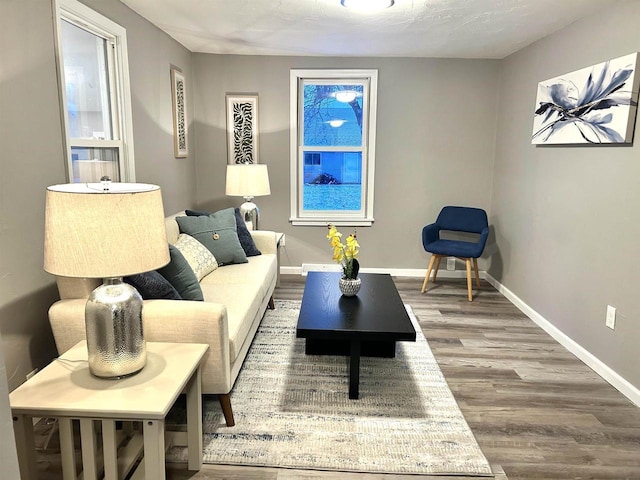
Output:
left=290, top=218, right=374, bottom=227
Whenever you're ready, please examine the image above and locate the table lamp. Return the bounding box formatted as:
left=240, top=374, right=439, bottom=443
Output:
left=44, top=181, right=169, bottom=378
left=225, top=164, right=271, bottom=230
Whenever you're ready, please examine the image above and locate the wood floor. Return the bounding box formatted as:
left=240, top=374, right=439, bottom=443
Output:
left=34, top=275, right=640, bottom=479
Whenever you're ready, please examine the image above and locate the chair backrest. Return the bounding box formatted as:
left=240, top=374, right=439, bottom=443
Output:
left=436, top=206, right=487, bottom=234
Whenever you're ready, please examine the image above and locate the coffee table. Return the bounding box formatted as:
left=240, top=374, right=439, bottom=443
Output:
left=296, top=272, right=416, bottom=399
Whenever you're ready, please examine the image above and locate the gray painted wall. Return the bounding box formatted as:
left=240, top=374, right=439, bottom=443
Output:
left=489, top=0, right=640, bottom=387
left=0, top=0, right=195, bottom=396
left=192, top=54, right=499, bottom=271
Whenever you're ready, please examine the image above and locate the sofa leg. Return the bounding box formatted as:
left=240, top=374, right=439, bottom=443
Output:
left=268, top=296, right=275, bottom=310
left=219, top=393, right=235, bottom=427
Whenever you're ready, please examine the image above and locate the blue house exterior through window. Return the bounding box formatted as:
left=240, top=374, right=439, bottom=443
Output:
left=302, top=83, right=364, bottom=211
left=290, top=69, right=377, bottom=226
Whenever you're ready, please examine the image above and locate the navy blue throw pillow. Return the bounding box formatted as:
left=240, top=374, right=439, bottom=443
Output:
left=124, top=271, right=182, bottom=300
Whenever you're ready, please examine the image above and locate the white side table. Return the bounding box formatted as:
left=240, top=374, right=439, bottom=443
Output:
left=10, top=341, right=208, bottom=480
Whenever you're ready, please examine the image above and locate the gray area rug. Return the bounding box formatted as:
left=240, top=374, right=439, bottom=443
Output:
left=167, top=300, right=492, bottom=476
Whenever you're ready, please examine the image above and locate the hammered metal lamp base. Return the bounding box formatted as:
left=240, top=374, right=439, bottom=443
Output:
left=85, top=278, right=146, bottom=378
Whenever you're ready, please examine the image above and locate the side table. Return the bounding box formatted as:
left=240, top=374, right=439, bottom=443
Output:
left=10, top=341, right=208, bottom=480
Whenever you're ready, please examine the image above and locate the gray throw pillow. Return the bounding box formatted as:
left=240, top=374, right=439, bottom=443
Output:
left=177, top=208, right=248, bottom=266
left=157, top=245, right=204, bottom=301
left=186, top=208, right=262, bottom=257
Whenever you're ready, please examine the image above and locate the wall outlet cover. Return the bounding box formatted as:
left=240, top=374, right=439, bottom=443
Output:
left=606, top=305, right=616, bottom=330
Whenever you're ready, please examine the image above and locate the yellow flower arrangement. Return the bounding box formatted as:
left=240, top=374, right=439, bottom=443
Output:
left=326, top=225, right=360, bottom=279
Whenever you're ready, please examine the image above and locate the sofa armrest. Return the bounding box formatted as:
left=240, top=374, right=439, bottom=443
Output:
left=49, top=298, right=233, bottom=393
left=251, top=230, right=277, bottom=255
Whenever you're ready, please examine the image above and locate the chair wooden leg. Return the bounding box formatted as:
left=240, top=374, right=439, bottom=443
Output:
left=421, top=255, right=436, bottom=293
left=268, top=296, right=275, bottom=310
left=432, top=256, right=442, bottom=283
left=219, top=394, right=235, bottom=427
left=473, top=258, right=481, bottom=288
left=465, top=258, right=473, bottom=301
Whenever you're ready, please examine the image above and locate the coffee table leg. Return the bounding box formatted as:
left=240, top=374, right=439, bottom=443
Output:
left=349, top=340, right=361, bottom=399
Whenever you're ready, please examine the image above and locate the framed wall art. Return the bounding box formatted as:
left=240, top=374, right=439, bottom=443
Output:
left=171, top=68, right=188, bottom=157
left=532, top=52, right=640, bottom=145
left=226, top=94, right=259, bottom=164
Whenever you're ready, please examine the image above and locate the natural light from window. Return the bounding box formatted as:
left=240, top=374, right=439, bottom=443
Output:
left=290, top=70, right=378, bottom=226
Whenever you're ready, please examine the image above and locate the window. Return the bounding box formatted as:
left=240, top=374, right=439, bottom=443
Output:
left=290, top=69, right=378, bottom=226
left=55, top=0, right=135, bottom=183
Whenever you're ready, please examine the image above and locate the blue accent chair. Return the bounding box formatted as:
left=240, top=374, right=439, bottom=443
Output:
left=421, top=206, right=489, bottom=301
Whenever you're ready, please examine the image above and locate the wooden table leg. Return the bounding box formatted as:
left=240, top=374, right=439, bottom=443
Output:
left=349, top=340, right=361, bottom=399
left=80, top=419, right=98, bottom=480
left=186, top=366, right=203, bottom=471
left=102, top=420, right=118, bottom=479
left=58, top=418, right=77, bottom=480
left=12, top=414, right=37, bottom=480
left=143, top=419, right=166, bottom=480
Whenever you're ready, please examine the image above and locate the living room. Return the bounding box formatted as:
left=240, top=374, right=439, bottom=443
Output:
left=1, top=0, right=639, bottom=478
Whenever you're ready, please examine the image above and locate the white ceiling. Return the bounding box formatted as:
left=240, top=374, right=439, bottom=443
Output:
left=120, top=0, right=617, bottom=59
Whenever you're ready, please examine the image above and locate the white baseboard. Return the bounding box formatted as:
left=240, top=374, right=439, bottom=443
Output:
left=484, top=273, right=640, bottom=408
left=287, top=264, right=473, bottom=278
left=279, top=265, right=640, bottom=407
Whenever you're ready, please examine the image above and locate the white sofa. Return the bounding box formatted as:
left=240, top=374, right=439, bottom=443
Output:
left=48, top=211, right=278, bottom=426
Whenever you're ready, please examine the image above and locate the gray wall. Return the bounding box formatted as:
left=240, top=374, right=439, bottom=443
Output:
left=0, top=0, right=195, bottom=397
left=192, top=55, right=499, bottom=271
left=489, top=0, right=640, bottom=387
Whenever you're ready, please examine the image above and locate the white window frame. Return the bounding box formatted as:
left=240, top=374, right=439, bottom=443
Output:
left=53, top=0, right=136, bottom=182
left=290, top=69, right=378, bottom=226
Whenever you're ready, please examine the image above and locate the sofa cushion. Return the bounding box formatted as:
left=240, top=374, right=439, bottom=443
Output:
left=157, top=245, right=204, bottom=301
left=186, top=208, right=261, bottom=257
left=200, top=254, right=277, bottom=361
left=177, top=209, right=248, bottom=266
left=124, top=271, right=182, bottom=300
left=174, top=233, right=218, bottom=281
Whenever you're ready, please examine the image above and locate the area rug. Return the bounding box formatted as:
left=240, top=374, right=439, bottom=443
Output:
left=167, top=300, right=492, bottom=476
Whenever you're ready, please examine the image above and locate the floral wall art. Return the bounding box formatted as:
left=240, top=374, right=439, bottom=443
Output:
left=226, top=94, right=259, bottom=164
left=532, top=52, right=640, bottom=145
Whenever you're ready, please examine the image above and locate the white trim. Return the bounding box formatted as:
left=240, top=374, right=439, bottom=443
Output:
left=283, top=264, right=472, bottom=278
left=289, top=69, right=377, bottom=225
left=54, top=0, right=136, bottom=182
left=484, top=273, right=640, bottom=408
left=277, top=265, right=640, bottom=407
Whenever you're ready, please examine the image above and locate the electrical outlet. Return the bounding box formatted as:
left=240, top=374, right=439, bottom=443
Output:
left=446, top=258, right=456, bottom=271
left=606, top=305, right=616, bottom=330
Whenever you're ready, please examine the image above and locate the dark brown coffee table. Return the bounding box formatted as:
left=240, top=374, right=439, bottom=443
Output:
left=296, top=272, right=416, bottom=399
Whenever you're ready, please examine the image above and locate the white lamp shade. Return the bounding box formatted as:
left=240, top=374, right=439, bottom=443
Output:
left=225, top=164, right=271, bottom=197
left=44, top=183, right=170, bottom=278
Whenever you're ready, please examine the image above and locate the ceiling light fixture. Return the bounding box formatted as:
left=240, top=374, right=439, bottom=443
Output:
left=333, top=90, right=358, bottom=103
left=341, top=0, right=394, bottom=12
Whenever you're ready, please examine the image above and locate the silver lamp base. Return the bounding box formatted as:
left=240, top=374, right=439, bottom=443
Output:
left=239, top=196, right=260, bottom=231
left=85, top=277, right=146, bottom=378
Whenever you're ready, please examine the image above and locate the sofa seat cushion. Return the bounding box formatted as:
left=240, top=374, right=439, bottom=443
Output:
left=199, top=254, right=277, bottom=361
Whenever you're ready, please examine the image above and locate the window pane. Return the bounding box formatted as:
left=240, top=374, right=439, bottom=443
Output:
left=61, top=19, right=113, bottom=140
left=303, top=151, right=362, bottom=211
left=303, top=84, right=363, bottom=147
left=71, top=147, right=120, bottom=183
